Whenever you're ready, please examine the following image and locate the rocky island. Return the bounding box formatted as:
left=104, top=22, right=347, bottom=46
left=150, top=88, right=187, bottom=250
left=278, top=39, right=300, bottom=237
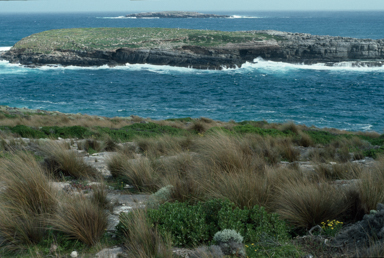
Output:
left=125, top=11, right=230, bottom=18
left=2, top=27, right=384, bottom=69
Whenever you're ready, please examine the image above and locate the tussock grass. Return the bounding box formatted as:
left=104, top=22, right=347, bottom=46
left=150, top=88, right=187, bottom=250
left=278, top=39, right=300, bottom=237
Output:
left=78, top=138, right=102, bottom=153
left=106, top=152, right=130, bottom=178
left=136, top=135, right=192, bottom=157
left=102, top=135, right=119, bottom=151
left=40, top=141, right=98, bottom=179
left=315, top=162, right=362, bottom=181
left=0, top=112, right=133, bottom=129
left=51, top=195, right=108, bottom=246
left=90, top=182, right=110, bottom=210
left=296, top=132, right=314, bottom=147
left=204, top=168, right=271, bottom=209
left=0, top=152, right=57, bottom=247
left=122, top=158, right=159, bottom=192
left=156, top=153, right=204, bottom=203
left=121, top=209, right=173, bottom=258
left=275, top=179, right=351, bottom=229
left=195, top=132, right=254, bottom=172
left=358, top=156, right=384, bottom=213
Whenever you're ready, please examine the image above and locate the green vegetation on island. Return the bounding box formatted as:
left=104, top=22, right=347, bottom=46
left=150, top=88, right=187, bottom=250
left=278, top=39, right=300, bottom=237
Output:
left=12, top=27, right=283, bottom=54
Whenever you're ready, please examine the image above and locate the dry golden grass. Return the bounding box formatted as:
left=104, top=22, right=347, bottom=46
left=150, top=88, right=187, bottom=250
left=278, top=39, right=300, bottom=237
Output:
left=40, top=141, right=98, bottom=179
left=122, top=158, right=159, bottom=192
left=194, top=132, right=259, bottom=172
left=121, top=209, right=173, bottom=258
left=358, top=156, right=384, bottom=213
left=106, top=152, right=130, bottom=178
left=52, top=194, right=108, bottom=246
left=156, top=153, right=205, bottom=203
left=0, top=152, right=57, bottom=246
left=90, top=182, right=110, bottom=210
left=274, top=178, right=351, bottom=229
left=135, top=134, right=195, bottom=158
left=315, top=162, right=362, bottom=181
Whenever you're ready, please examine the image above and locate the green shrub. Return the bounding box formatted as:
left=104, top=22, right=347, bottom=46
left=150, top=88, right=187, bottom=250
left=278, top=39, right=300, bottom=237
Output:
left=232, top=125, right=291, bottom=137
left=218, top=205, right=289, bottom=243
left=10, top=125, right=46, bottom=138
left=117, top=199, right=290, bottom=248
left=98, top=122, right=186, bottom=141
left=201, top=199, right=234, bottom=238
left=41, top=126, right=93, bottom=138
left=147, top=202, right=208, bottom=247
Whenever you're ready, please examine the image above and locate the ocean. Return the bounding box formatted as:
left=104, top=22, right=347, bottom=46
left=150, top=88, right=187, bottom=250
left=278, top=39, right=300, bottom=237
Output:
left=1, top=11, right=384, bottom=132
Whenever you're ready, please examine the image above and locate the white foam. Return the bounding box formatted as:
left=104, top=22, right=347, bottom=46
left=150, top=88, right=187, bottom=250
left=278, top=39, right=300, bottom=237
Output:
left=0, top=46, right=12, bottom=51
left=97, top=16, right=136, bottom=19
left=240, top=57, right=384, bottom=72
left=228, top=15, right=261, bottom=19
left=1, top=57, right=383, bottom=74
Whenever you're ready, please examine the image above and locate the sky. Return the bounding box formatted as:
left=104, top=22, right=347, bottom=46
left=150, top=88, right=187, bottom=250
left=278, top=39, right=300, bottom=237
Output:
left=1, top=0, right=384, bottom=13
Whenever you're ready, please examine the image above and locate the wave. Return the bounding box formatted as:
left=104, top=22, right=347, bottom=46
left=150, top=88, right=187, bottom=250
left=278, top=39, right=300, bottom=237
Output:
left=1, top=58, right=384, bottom=74
left=0, top=46, right=12, bottom=51
left=96, top=16, right=160, bottom=19
left=228, top=15, right=261, bottom=19
left=240, top=57, right=384, bottom=72
left=96, top=16, right=137, bottom=19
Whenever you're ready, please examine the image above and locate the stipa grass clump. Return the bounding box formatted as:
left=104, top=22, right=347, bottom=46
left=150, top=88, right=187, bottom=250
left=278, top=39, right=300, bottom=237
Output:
left=40, top=141, right=98, bottom=179
left=274, top=178, right=352, bottom=229
left=358, top=156, right=384, bottom=213
left=119, top=209, right=173, bottom=258
left=0, top=152, right=58, bottom=248
left=51, top=194, right=108, bottom=247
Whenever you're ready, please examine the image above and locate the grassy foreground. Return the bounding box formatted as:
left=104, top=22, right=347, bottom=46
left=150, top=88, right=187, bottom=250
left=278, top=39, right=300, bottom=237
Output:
left=12, top=27, right=283, bottom=54
left=1, top=107, right=384, bottom=257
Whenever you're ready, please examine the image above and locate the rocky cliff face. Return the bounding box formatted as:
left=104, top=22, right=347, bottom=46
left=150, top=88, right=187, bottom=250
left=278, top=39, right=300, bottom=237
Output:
left=3, top=30, right=384, bottom=69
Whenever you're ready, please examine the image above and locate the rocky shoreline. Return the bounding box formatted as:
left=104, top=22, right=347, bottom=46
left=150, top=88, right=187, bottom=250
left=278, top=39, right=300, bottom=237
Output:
left=2, top=30, right=384, bottom=69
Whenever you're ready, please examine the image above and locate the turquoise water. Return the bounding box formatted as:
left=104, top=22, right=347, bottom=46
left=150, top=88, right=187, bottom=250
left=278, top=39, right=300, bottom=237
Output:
left=1, top=12, right=384, bottom=131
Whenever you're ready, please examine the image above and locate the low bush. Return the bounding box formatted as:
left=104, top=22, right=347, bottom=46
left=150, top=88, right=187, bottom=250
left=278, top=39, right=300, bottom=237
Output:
left=117, top=199, right=290, bottom=248
left=213, top=229, right=245, bottom=256
left=147, top=201, right=208, bottom=247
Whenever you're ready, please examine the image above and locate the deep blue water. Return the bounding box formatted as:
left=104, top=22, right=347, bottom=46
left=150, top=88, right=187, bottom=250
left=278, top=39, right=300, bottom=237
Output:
left=1, top=11, right=384, bottom=131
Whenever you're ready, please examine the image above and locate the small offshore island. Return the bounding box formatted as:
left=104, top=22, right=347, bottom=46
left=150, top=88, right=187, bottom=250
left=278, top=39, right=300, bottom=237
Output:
left=125, top=11, right=230, bottom=18
left=1, top=27, right=384, bottom=69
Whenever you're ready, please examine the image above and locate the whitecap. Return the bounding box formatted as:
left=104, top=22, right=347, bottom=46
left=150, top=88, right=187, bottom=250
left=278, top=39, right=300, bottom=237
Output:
left=96, top=16, right=136, bottom=19
left=228, top=15, right=261, bottom=19
left=0, top=46, right=12, bottom=51
left=240, top=57, right=384, bottom=72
